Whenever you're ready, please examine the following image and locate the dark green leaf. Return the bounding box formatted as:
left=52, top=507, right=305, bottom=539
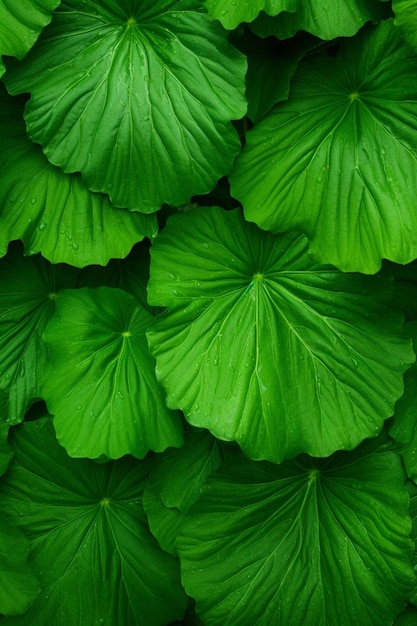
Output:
left=0, top=418, right=187, bottom=625
left=178, top=441, right=414, bottom=625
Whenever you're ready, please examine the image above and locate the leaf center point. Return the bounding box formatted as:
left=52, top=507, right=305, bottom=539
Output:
left=100, top=497, right=111, bottom=507
left=126, top=16, right=137, bottom=26
left=253, top=272, right=264, bottom=282
left=121, top=331, right=131, bottom=338
left=349, top=92, right=360, bottom=102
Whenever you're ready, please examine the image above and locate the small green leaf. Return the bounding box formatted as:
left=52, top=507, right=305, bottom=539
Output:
left=177, top=441, right=414, bottom=625
left=393, top=0, right=417, bottom=52
left=147, top=207, right=414, bottom=463
left=4, top=0, right=247, bottom=212
left=0, top=86, right=157, bottom=267
left=0, top=245, right=79, bottom=424
left=230, top=20, right=417, bottom=273
left=42, top=287, right=183, bottom=459
left=0, top=0, right=60, bottom=62
left=0, top=418, right=187, bottom=625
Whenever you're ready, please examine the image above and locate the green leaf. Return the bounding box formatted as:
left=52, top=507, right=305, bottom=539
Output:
left=239, top=30, right=319, bottom=124
left=177, top=441, right=414, bottom=626
left=4, top=0, right=247, bottom=212
left=0, top=391, right=13, bottom=476
left=0, top=245, right=79, bottom=424
left=204, top=0, right=290, bottom=29
left=390, top=323, right=417, bottom=482
left=230, top=20, right=417, bottom=274
left=0, top=418, right=187, bottom=625
left=0, top=512, right=40, bottom=616
left=393, top=0, right=417, bottom=52
left=143, top=427, right=223, bottom=553
left=250, top=0, right=386, bottom=40
left=205, top=0, right=383, bottom=34
left=0, top=86, right=157, bottom=267
left=147, top=207, right=414, bottom=463
left=0, top=0, right=60, bottom=62
left=42, top=287, right=183, bottom=459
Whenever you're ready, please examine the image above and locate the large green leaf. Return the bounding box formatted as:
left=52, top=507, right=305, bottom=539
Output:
left=230, top=20, right=417, bottom=274
left=393, top=0, right=417, bottom=52
left=0, top=0, right=60, bottom=68
left=205, top=0, right=383, bottom=33
left=250, top=0, right=386, bottom=40
left=0, top=512, right=40, bottom=617
left=4, top=0, right=247, bottom=212
left=147, top=207, right=414, bottom=463
left=177, top=440, right=414, bottom=625
left=0, top=87, right=157, bottom=267
left=41, top=287, right=183, bottom=459
left=0, top=418, right=187, bottom=625
left=0, top=245, right=79, bottom=424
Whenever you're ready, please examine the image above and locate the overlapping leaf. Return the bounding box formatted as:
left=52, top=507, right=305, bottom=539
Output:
left=0, top=419, right=187, bottom=625
left=230, top=20, right=417, bottom=273
left=4, top=0, right=247, bottom=212
left=0, top=86, right=157, bottom=267
left=0, top=245, right=79, bottom=424
left=147, top=207, right=414, bottom=463
left=205, top=0, right=383, bottom=34
left=143, top=428, right=223, bottom=554
left=0, top=0, right=60, bottom=75
left=250, top=0, right=386, bottom=40
left=393, top=0, right=417, bottom=52
left=41, top=287, right=183, bottom=459
left=177, top=441, right=414, bottom=625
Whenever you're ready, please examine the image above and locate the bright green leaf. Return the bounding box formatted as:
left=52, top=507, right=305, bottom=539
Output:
left=393, top=0, right=417, bottom=52
left=147, top=207, right=414, bottom=463
left=0, top=86, right=157, bottom=267
left=0, top=0, right=60, bottom=63
left=0, top=418, right=187, bottom=625
left=177, top=441, right=414, bottom=625
left=230, top=20, right=417, bottom=273
left=0, top=512, right=40, bottom=616
left=42, top=287, right=183, bottom=459
left=4, top=0, right=247, bottom=212
left=250, top=0, right=386, bottom=40
left=0, top=245, right=79, bottom=424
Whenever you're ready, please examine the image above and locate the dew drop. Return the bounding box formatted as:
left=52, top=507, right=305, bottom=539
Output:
left=38, top=222, right=47, bottom=232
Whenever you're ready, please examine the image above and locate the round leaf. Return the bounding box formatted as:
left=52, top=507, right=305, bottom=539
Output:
left=41, top=287, right=183, bottom=459
left=4, top=0, right=247, bottom=212
left=230, top=20, right=417, bottom=273
left=0, top=418, right=187, bottom=625
left=177, top=442, right=414, bottom=625
left=147, top=207, right=414, bottom=463
left=0, top=87, right=157, bottom=267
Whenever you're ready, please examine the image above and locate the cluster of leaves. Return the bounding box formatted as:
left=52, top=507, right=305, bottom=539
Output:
left=1, top=0, right=417, bottom=624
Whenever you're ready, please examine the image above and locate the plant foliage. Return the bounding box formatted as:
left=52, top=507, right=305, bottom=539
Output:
left=1, top=1, right=417, bottom=625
